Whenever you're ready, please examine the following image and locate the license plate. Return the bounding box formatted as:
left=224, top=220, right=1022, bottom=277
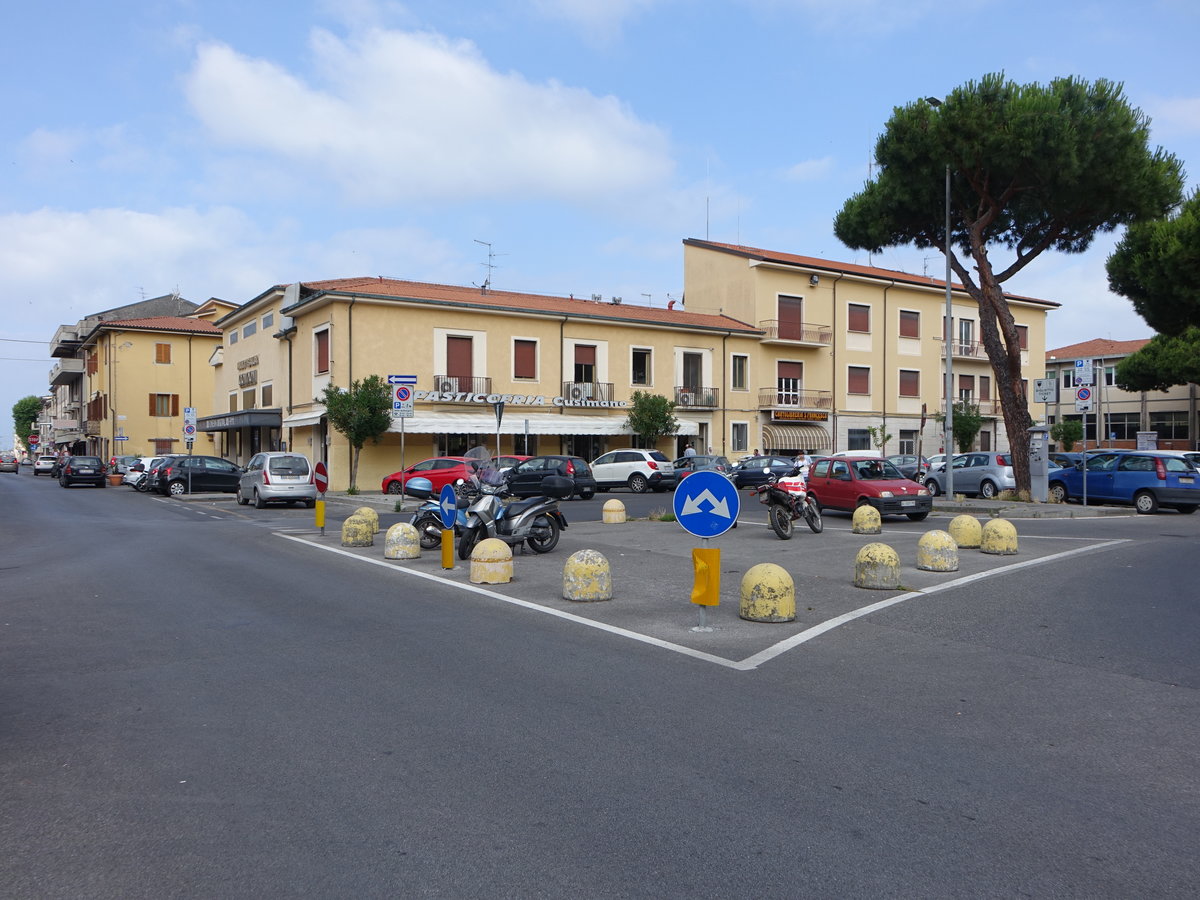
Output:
left=901, top=500, right=915, bottom=507
left=78, top=467, right=94, bottom=473
left=1181, top=477, right=1194, bottom=484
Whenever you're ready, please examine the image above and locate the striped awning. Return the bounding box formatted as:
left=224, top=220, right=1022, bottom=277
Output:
left=761, top=424, right=831, bottom=452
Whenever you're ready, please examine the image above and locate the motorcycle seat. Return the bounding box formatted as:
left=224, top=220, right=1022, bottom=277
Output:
left=503, top=497, right=545, bottom=517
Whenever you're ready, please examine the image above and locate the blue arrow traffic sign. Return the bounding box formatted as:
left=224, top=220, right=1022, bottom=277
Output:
left=438, top=484, right=458, bottom=530
left=388, top=374, right=418, bottom=384
left=672, top=470, right=740, bottom=538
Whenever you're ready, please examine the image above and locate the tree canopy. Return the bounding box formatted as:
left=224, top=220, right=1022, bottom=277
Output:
left=319, top=375, right=392, bottom=490
left=834, top=72, right=1183, bottom=491
left=11, top=396, right=42, bottom=447
left=623, top=390, right=679, bottom=448
left=1107, top=190, right=1200, bottom=391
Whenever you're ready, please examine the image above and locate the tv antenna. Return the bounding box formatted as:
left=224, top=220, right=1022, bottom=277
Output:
left=473, top=239, right=506, bottom=294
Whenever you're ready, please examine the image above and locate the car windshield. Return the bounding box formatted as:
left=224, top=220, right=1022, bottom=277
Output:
left=855, top=460, right=904, bottom=479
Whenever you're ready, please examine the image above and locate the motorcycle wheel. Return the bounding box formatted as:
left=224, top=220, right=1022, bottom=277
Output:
left=768, top=504, right=794, bottom=540
left=414, top=514, right=442, bottom=550
left=526, top=514, right=561, bottom=553
left=804, top=497, right=824, bottom=533
left=458, top=525, right=480, bottom=560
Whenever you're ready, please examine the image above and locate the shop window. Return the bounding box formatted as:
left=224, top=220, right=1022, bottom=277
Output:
left=848, top=303, right=871, bottom=333
left=899, top=369, right=920, bottom=397
left=847, top=366, right=870, bottom=395
left=1107, top=412, right=1140, bottom=440
left=731, top=354, right=748, bottom=391
left=155, top=342, right=171, bottom=364
left=1151, top=410, right=1188, bottom=440
left=899, top=310, right=920, bottom=339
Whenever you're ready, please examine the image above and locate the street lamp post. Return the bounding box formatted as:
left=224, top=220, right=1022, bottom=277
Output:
left=926, top=96, right=954, bottom=499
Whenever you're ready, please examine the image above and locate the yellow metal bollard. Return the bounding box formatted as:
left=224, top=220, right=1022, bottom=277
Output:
left=691, top=548, right=721, bottom=606
left=315, top=499, right=326, bottom=534
left=441, top=529, right=455, bottom=569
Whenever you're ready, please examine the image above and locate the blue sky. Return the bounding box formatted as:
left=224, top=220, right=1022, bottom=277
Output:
left=3, top=0, right=1198, bottom=444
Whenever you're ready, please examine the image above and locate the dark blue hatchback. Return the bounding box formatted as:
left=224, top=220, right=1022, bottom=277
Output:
left=1048, top=451, right=1200, bottom=514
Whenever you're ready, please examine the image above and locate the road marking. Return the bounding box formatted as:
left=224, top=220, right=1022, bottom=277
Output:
left=278, top=534, right=1129, bottom=672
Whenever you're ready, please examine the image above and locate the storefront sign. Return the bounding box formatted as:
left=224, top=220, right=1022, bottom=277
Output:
left=237, top=354, right=260, bottom=387
left=414, top=390, right=628, bottom=409
left=772, top=410, right=829, bottom=422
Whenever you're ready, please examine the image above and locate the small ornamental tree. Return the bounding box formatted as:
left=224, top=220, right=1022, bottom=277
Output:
left=935, top=401, right=985, bottom=453
left=834, top=73, right=1183, bottom=493
left=866, top=425, right=892, bottom=454
left=1050, top=419, right=1084, bottom=452
left=623, top=390, right=679, bottom=449
left=319, top=375, right=392, bottom=491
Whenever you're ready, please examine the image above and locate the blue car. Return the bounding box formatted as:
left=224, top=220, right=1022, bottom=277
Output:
left=1048, top=450, right=1200, bottom=514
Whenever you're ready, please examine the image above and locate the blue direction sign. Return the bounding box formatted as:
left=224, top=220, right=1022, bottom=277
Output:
left=438, top=484, right=458, bottom=529
left=672, top=470, right=740, bottom=538
left=388, top=374, right=418, bottom=385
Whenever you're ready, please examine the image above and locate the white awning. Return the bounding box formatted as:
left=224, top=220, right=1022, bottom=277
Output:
left=282, top=411, right=325, bottom=428
left=388, top=412, right=699, bottom=436
left=761, top=423, right=831, bottom=451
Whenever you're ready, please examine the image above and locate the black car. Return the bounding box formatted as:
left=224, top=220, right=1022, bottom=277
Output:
left=142, top=455, right=184, bottom=494
left=59, top=455, right=107, bottom=488
left=506, top=455, right=598, bottom=499
left=731, top=455, right=797, bottom=489
left=156, top=455, right=243, bottom=496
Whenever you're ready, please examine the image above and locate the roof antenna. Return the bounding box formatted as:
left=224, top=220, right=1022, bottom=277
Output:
left=473, top=239, right=506, bottom=294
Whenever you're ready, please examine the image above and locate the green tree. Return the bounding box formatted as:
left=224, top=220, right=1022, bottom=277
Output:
left=935, top=401, right=985, bottom=453
left=1050, top=418, right=1084, bottom=452
left=319, top=375, right=392, bottom=491
left=12, top=395, right=42, bottom=448
left=1107, top=190, right=1200, bottom=390
left=866, top=425, right=892, bottom=453
left=834, top=73, right=1183, bottom=492
left=623, top=390, right=679, bottom=448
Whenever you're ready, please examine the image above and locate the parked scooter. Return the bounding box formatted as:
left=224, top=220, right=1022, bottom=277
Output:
left=457, top=469, right=570, bottom=560
left=754, top=467, right=823, bottom=539
left=407, top=477, right=477, bottom=550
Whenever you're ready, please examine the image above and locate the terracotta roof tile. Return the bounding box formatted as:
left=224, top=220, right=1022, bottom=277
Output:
left=295, top=277, right=760, bottom=333
left=1045, top=337, right=1150, bottom=360
left=97, top=316, right=222, bottom=334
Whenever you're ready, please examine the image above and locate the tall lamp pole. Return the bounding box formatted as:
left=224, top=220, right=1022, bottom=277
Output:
left=926, top=97, right=954, bottom=498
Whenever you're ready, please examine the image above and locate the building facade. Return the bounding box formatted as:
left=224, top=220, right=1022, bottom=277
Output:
left=1044, top=338, right=1198, bottom=450
left=682, top=240, right=1057, bottom=457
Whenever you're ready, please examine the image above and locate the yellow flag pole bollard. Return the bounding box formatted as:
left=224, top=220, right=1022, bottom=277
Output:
left=314, top=499, right=326, bottom=536
left=441, top=529, right=455, bottom=569
left=691, top=541, right=720, bottom=632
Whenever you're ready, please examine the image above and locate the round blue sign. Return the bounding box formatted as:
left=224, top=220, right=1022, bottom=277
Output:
left=438, top=484, right=458, bottom=530
left=672, top=470, right=740, bottom=538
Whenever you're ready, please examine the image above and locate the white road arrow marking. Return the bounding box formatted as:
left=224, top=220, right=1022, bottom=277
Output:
left=681, top=488, right=731, bottom=519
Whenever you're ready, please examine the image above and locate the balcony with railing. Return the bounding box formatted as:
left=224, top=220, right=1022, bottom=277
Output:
left=758, top=320, right=833, bottom=346
left=430, top=375, right=492, bottom=396
left=758, top=387, right=834, bottom=410
left=561, top=381, right=615, bottom=403
left=940, top=338, right=989, bottom=360
left=49, top=357, right=84, bottom=386
left=50, top=325, right=81, bottom=358
left=674, top=386, right=719, bottom=408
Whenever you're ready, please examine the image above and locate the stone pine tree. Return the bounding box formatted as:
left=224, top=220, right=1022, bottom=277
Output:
left=1106, top=189, right=1200, bottom=391
left=623, top=390, right=679, bottom=450
left=834, top=73, right=1183, bottom=493
left=319, top=375, right=392, bottom=491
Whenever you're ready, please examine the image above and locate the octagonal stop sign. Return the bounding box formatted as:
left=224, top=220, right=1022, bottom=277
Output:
left=313, top=461, right=328, bottom=494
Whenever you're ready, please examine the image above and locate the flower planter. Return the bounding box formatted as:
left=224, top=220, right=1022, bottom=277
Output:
left=107, top=473, right=123, bottom=486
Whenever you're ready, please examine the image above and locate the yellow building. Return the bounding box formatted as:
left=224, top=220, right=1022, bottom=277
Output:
left=683, top=239, right=1058, bottom=456
left=72, top=315, right=223, bottom=460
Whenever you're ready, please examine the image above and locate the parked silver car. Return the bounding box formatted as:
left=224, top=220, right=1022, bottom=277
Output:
left=237, top=452, right=317, bottom=508
left=924, top=451, right=1016, bottom=499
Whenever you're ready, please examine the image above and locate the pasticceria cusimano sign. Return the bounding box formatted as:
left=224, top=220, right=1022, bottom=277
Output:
left=414, top=390, right=629, bottom=409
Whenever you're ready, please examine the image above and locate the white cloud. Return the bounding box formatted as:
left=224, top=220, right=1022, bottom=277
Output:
left=183, top=28, right=673, bottom=206
left=529, top=0, right=658, bottom=40
left=784, top=156, right=835, bottom=182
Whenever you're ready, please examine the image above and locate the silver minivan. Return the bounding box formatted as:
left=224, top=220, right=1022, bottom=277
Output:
left=237, top=452, right=317, bottom=508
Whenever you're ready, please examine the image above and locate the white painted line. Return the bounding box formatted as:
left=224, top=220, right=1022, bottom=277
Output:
left=276, top=535, right=745, bottom=669
left=737, top=539, right=1130, bottom=669
left=277, top=533, right=1129, bottom=672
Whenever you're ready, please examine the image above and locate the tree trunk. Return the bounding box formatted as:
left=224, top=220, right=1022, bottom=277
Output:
left=349, top=444, right=361, bottom=492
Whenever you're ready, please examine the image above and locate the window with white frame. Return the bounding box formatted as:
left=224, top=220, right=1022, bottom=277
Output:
left=631, top=348, right=651, bottom=386
left=847, top=366, right=870, bottom=395
left=731, top=354, right=748, bottom=391
left=731, top=422, right=748, bottom=452
left=899, top=429, right=917, bottom=454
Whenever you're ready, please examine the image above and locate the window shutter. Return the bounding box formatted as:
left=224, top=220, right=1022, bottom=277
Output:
left=149, top=394, right=156, bottom=416
left=171, top=395, right=180, bottom=417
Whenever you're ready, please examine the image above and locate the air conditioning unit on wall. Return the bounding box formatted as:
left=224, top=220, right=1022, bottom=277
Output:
left=679, top=392, right=695, bottom=406
left=436, top=378, right=457, bottom=393
left=570, top=384, right=593, bottom=401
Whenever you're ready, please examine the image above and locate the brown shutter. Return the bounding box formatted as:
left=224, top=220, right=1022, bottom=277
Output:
left=573, top=344, right=596, bottom=365
left=848, top=367, right=870, bottom=394
left=899, top=310, right=919, bottom=338
left=848, top=304, right=870, bottom=332
left=315, top=330, right=330, bottom=374
left=171, top=395, right=180, bottom=416
left=149, top=394, right=156, bottom=416
left=447, top=336, right=473, bottom=377
left=514, top=340, right=536, bottom=378
left=899, top=370, right=920, bottom=397
left=778, top=296, right=803, bottom=340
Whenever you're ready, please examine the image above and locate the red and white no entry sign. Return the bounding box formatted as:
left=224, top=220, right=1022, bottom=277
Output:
left=313, top=461, right=329, bottom=494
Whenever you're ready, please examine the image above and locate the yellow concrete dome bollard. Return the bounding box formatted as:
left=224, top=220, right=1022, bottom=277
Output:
left=980, top=518, right=1018, bottom=555
left=470, top=538, right=513, bottom=584
left=739, top=563, right=795, bottom=623
left=854, top=542, right=901, bottom=589
left=601, top=499, right=627, bottom=525
left=562, top=549, right=613, bottom=602
left=948, top=514, right=983, bottom=549
left=353, top=506, right=380, bottom=533
left=341, top=514, right=374, bottom=547
left=384, top=522, right=421, bottom=559
left=852, top=504, right=882, bottom=534
left=916, top=529, right=959, bottom=572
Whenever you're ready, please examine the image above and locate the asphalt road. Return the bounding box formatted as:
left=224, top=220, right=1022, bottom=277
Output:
left=3, top=470, right=1199, bottom=898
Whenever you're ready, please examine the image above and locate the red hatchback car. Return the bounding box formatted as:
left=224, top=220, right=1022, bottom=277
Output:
left=381, top=457, right=482, bottom=495
left=806, top=455, right=933, bottom=520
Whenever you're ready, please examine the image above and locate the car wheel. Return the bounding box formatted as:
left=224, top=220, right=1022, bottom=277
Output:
left=305, top=499, right=316, bottom=509
left=236, top=486, right=249, bottom=506
left=58, top=478, right=67, bottom=488
left=254, top=490, right=266, bottom=509
left=924, top=479, right=940, bottom=497
left=906, top=511, right=930, bottom=521
left=1134, top=490, right=1159, bottom=514
left=578, top=489, right=595, bottom=500
left=979, top=480, right=997, bottom=499
left=168, top=480, right=186, bottom=497
left=1172, top=504, right=1198, bottom=514
left=1049, top=482, right=1068, bottom=503
left=628, top=473, right=649, bottom=493
left=386, top=481, right=403, bottom=495
left=99, top=478, right=107, bottom=488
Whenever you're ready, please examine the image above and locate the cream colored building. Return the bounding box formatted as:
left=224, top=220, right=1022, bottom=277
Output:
left=1045, top=338, right=1197, bottom=450
left=683, top=239, right=1057, bottom=457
